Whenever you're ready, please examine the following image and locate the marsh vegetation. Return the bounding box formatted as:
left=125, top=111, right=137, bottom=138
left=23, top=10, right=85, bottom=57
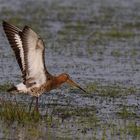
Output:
left=0, top=0, right=140, bottom=139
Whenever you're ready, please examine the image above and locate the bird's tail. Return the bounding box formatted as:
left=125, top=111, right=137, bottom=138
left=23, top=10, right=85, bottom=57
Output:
left=7, top=86, right=18, bottom=92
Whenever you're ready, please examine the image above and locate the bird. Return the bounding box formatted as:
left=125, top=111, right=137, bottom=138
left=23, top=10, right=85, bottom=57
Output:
left=2, top=21, right=87, bottom=111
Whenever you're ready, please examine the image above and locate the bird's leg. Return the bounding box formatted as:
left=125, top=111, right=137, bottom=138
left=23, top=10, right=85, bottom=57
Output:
left=29, top=96, right=35, bottom=113
left=14, top=95, right=18, bottom=105
left=35, top=97, right=39, bottom=112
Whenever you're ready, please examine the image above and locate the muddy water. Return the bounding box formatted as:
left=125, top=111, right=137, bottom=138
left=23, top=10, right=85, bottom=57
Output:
left=0, top=0, right=140, bottom=139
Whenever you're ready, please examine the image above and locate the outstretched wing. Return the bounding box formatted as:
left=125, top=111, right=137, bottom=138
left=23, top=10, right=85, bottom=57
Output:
left=20, top=26, right=47, bottom=86
left=2, top=21, right=26, bottom=77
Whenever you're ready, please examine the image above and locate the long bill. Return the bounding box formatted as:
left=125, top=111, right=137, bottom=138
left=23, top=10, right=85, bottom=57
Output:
left=66, top=78, right=88, bottom=94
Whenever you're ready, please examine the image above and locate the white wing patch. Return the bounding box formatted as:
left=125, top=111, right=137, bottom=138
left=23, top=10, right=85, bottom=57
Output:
left=16, top=83, right=28, bottom=93
left=14, top=34, right=25, bottom=70
left=27, top=48, right=46, bottom=85
left=22, top=28, right=47, bottom=86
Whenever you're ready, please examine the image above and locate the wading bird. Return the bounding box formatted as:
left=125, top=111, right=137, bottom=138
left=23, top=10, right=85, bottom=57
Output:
left=2, top=21, right=87, bottom=111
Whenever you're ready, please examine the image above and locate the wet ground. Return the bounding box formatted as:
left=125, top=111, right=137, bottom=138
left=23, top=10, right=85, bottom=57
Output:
left=0, top=0, right=140, bottom=139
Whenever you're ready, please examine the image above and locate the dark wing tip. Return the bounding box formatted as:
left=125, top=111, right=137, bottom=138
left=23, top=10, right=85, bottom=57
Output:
left=2, top=21, right=22, bottom=33
left=2, top=21, right=11, bottom=27
left=21, top=26, right=31, bottom=36
left=23, top=25, right=30, bottom=31
left=7, top=85, right=17, bottom=92
left=2, top=20, right=7, bottom=24
left=24, top=25, right=30, bottom=29
left=2, top=20, right=8, bottom=28
left=2, top=20, right=6, bottom=24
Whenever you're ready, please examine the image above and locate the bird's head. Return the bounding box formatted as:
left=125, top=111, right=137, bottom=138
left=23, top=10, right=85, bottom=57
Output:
left=57, top=73, right=87, bottom=93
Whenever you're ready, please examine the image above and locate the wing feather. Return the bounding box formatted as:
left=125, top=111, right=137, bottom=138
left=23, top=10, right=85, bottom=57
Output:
left=20, top=26, right=47, bottom=86
left=2, top=21, right=26, bottom=76
left=3, top=21, right=52, bottom=86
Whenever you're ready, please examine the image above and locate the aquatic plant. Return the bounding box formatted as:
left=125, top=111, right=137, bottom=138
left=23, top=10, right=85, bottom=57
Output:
left=111, top=50, right=122, bottom=57
left=104, top=29, right=134, bottom=38
left=85, top=82, right=139, bottom=97
left=117, top=106, right=138, bottom=119
left=0, top=100, right=52, bottom=124
left=127, top=122, right=140, bottom=138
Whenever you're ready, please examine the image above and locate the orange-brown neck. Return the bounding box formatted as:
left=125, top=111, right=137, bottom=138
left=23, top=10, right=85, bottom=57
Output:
left=49, top=73, right=87, bottom=93
left=44, top=73, right=69, bottom=90
left=55, top=73, right=69, bottom=86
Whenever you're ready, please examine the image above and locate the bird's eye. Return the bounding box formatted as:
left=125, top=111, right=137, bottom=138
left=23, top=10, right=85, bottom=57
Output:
left=66, top=74, right=70, bottom=78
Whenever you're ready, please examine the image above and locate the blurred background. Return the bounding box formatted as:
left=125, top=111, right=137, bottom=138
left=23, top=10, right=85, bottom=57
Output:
left=0, top=0, right=140, bottom=139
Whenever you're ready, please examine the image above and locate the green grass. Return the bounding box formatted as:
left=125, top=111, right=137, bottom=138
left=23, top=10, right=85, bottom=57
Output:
left=87, top=28, right=135, bottom=47
left=85, top=83, right=122, bottom=97
left=117, top=106, right=139, bottom=119
left=64, top=22, right=87, bottom=31
left=123, top=22, right=140, bottom=29
left=85, top=82, right=139, bottom=97
left=0, top=100, right=52, bottom=124
left=58, top=22, right=88, bottom=40
left=52, top=106, right=96, bottom=118
left=130, top=49, right=139, bottom=57
left=127, top=122, right=140, bottom=138
left=85, top=82, right=98, bottom=93
left=0, top=99, right=98, bottom=126
left=111, top=50, right=122, bottom=57
left=26, top=126, right=43, bottom=138
left=104, top=29, right=134, bottom=38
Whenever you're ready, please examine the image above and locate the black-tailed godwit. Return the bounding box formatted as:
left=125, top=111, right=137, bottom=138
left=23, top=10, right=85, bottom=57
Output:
left=2, top=21, right=87, bottom=111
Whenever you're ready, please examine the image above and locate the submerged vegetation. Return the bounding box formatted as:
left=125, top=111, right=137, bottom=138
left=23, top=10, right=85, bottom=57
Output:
left=0, top=80, right=139, bottom=139
left=85, top=82, right=139, bottom=97
left=117, top=106, right=139, bottom=119
left=0, top=100, right=48, bottom=124
left=127, top=122, right=140, bottom=138
left=0, top=0, right=140, bottom=139
left=103, top=29, right=135, bottom=38
left=1, top=98, right=140, bottom=139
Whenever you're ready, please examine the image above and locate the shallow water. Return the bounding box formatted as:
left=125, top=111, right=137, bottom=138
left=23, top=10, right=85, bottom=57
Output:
left=0, top=0, right=140, bottom=139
